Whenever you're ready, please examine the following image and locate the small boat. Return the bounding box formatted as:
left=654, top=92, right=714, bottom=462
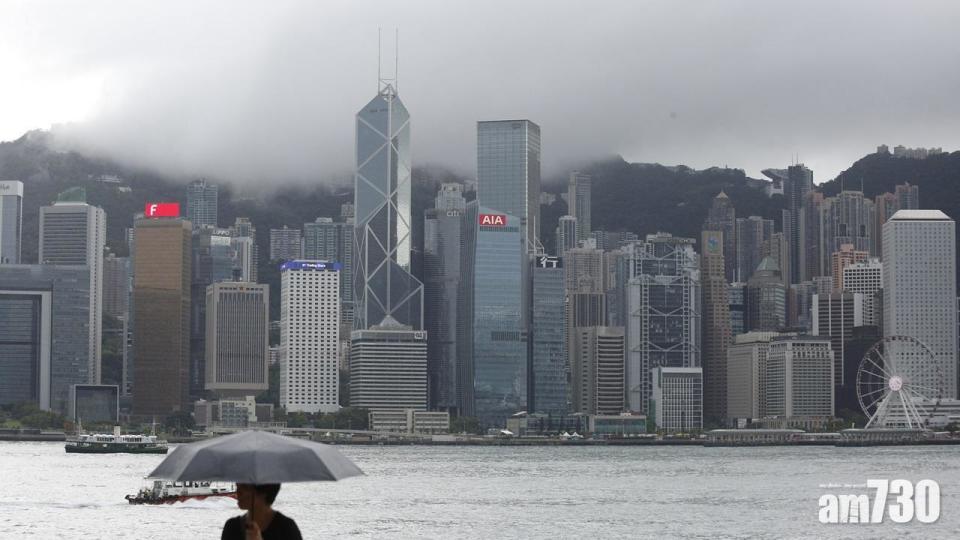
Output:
left=65, top=424, right=168, bottom=454
left=125, top=480, right=238, bottom=505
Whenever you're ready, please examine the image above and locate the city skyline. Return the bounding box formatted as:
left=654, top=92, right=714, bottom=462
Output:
left=2, top=2, right=959, bottom=184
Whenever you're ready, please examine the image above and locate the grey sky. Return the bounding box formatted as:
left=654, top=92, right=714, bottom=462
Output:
left=2, top=0, right=958, bottom=185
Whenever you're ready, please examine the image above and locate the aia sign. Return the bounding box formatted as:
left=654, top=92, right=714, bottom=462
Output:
left=478, top=213, right=507, bottom=227
left=145, top=202, right=180, bottom=218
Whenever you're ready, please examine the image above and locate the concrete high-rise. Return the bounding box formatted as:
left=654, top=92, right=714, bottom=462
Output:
left=571, top=326, right=625, bottom=416
left=625, top=233, right=701, bottom=413
left=132, top=217, right=191, bottom=416
left=186, top=179, right=218, bottom=230
left=0, top=265, right=90, bottom=413
left=103, top=252, right=133, bottom=396
left=477, top=120, right=541, bottom=251
left=650, top=367, right=703, bottom=432
left=280, top=260, right=341, bottom=413
left=269, top=226, right=302, bottom=261
left=830, top=244, right=868, bottom=292
left=205, top=282, right=269, bottom=398
left=349, top=320, right=427, bottom=412
left=703, top=191, right=737, bottom=282
left=0, top=180, right=23, bottom=264
left=765, top=336, right=834, bottom=418
left=353, top=83, right=422, bottom=330
left=423, top=185, right=468, bottom=413
left=842, top=258, right=883, bottom=327
left=726, top=332, right=779, bottom=421
left=700, top=230, right=731, bottom=422
left=39, top=190, right=106, bottom=384
left=883, top=210, right=958, bottom=398
left=567, top=171, right=591, bottom=243
left=530, top=255, right=567, bottom=416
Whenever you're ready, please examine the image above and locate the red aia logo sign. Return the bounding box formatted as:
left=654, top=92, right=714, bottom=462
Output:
left=145, top=202, right=180, bottom=218
left=478, top=213, right=506, bottom=227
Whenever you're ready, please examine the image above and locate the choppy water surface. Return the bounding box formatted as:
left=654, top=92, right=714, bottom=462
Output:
left=1, top=442, right=958, bottom=538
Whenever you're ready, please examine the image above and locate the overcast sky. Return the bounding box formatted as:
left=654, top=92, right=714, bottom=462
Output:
left=2, top=0, right=958, bottom=185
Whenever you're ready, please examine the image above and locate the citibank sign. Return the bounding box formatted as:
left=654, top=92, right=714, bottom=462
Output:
left=478, top=213, right=507, bottom=227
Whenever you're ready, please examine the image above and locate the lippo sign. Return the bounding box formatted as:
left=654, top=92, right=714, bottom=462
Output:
left=145, top=202, right=180, bottom=218
left=478, top=213, right=507, bottom=227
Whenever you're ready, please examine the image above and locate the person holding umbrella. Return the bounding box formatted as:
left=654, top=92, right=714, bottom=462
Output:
left=148, top=430, right=363, bottom=539
left=221, top=483, right=301, bottom=540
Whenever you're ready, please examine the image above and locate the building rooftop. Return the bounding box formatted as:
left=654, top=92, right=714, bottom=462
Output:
left=889, top=209, right=952, bottom=221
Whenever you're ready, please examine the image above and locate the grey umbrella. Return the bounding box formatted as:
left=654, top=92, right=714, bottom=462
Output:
left=148, top=430, right=364, bottom=483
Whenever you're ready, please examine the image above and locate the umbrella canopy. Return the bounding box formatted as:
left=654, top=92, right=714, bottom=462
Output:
left=148, top=430, right=363, bottom=483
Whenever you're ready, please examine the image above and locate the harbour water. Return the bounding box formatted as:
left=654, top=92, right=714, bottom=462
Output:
left=1, top=441, right=958, bottom=538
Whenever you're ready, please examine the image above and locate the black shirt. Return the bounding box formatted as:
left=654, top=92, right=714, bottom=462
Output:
left=221, top=511, right=303, bottom=540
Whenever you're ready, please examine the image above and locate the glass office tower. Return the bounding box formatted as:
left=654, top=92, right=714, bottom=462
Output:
left=476, top=120, right=541, bottom=251
left=353, top=83, right=423, bottom=330
left=472, top=207, right=525, bottom=427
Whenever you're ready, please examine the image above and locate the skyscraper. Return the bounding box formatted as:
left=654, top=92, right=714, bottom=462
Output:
left=423, top=185, right=468, bottom=413
left=735, top=216, right=774, bottom=282
left=186, top=179, right=218, bottom=229
left=228, top=218, right=258, bottom=283
left=353, top=83, right=422, bottom=330
left=784, top=164, right=813, bottom=284
left=883, top=210, right=958, bottom=398
left=571, top=326, right=625, bottom=415
left=799, top=191, right=825, bottom=282
left=556, top=215, right=578, bottom=257
left=280, top=260, right=341, bottom=413
left=842, top=258, right=883, bottom=327
left=435, top=182, right=467, bottom=211
left=703, top=191, right=737, bottom=282
left=812, top=291, right=864, bottom=396
left=471, top=207, right=526, bottom=426
left=895, top=182, right=919, bottom=211
left=205, top=282, right=269, bottom=398
left=477, top=120, right=541, bottom=251
left=530, top=255, right=567, bottom=416
left=746, top=257, right=787, bottom=332
left=303, top=217, right=354, bottom=321
left=765, top=336, right=834, bottom=419
left=39, top=190, right=106, bottom=384
left=269, top=226, right=302, bottom=261
left=0, top=180, right=23, bottom=264
left=625, top=233, right=701, bottom=413
left=701, top=230, right=731, bottom=422
left=190, top=226, right=238, bottom=395
left=132, top=217, right=191, bottom=416
left=349, top=320, right=428, bottom=412
left=567, top=171, right=592, bottom=243
left=650, top=367, right=703, bottom=432
left=830, top=244, right=868, bottom=292
left=822, top=190, right=874, bottom=256
left=0, top=265, right=90, bottom=413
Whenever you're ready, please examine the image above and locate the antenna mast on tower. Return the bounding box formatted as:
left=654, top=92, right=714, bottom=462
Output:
left=377, top=28, right=399, bottom=96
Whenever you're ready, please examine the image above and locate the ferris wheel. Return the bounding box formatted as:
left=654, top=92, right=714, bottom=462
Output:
left=856, top=335, right=944, bottom=429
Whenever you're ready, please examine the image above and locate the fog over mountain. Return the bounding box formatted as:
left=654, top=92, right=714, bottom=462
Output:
left=2, top=0, right=959, bottom=184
